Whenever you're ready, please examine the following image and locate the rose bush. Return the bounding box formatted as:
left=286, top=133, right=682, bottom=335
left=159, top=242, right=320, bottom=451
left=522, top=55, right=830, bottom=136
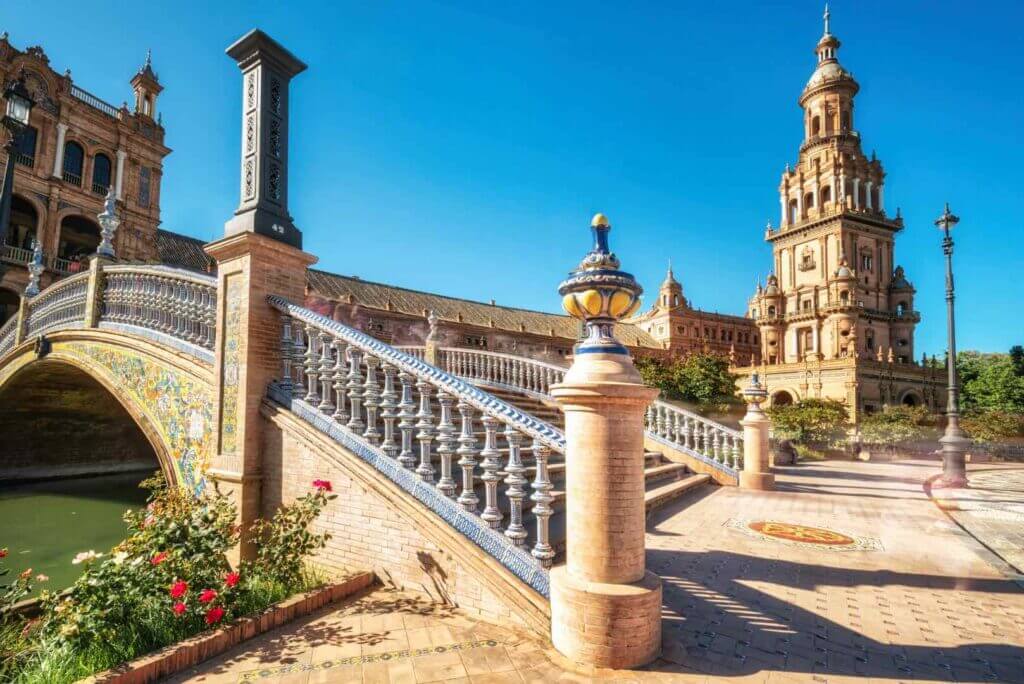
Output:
left=5, top=474, right=335, bottom=683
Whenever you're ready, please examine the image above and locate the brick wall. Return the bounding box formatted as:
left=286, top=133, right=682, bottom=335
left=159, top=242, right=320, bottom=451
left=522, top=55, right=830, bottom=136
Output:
left=259, top=402, right=551, bottom=638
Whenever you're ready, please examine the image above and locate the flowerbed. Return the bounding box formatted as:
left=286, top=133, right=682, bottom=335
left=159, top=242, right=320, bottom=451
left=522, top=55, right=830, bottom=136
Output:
left=1, top=475, right=337, bottom=683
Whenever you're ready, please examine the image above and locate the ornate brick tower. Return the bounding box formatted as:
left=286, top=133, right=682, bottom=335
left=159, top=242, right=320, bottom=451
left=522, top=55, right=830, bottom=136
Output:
left=738, top=7, right=942, bottom=417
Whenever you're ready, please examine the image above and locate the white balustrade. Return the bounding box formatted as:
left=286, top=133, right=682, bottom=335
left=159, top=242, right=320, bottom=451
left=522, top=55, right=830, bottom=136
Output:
left=644, top=400, right=743, bottom=473
left=435, top=347, right=566, bottom=399
left=269, top=296, right=563, bottom=569
left=25, top=273, right=90, bottom=337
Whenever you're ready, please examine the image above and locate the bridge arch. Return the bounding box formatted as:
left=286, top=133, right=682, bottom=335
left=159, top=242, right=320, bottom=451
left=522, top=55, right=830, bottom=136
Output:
left=0, top=330, right=215, bottom=494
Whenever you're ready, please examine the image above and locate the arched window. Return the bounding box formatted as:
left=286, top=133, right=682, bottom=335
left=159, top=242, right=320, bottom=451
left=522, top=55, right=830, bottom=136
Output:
left=92, top=153, right=112, bottom=195
left=62, top=141, right=84, bottom=185
left=672, top=295, right=679, bottom=306
left=7, top=195, right=38, bottom=250
left=840, top=290, right=849, bottom=304
left=811, top=115, right=821, bottom=136
left=58, top=215, right=101, bottom=264
left=804, top=192, right=815, bottom=209
left=768, top=305, right=777, bottom=317
left=820, top=185, right=831, bottom=205
left=840, top=111, right=850, bottom=131
left=896, top=301, right=907, bottom=316
left=788, top=198, right=798, bottom=224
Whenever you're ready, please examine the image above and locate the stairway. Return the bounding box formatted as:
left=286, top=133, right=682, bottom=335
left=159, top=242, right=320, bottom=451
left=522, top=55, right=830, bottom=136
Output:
left=470, top=384, right=712, bottom=559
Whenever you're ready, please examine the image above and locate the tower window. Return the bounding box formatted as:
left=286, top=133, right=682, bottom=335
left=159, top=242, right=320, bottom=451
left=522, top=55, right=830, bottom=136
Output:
left=804, top=192, right=814, bottom=209
left=811, top=115, right=821, bottom=136
left=15, top=126, right=37, bottom=166
left=820, top=185, right=831, bottom=205
left=841, top=111, right=850, bottom=131
left=92, top=153, right=112, bottom=195
left=788, top=199, right=798, bottom=224
left=62, top=141, right=84, bottom=185
left=861, top=254, right=873, bottom=272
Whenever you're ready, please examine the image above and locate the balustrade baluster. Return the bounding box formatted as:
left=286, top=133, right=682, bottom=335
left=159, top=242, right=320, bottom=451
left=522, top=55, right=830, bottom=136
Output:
left=479, top=416, right=503, bottom=529
left=379, top=364, right=399, bottom=459
left=645, top=405, right=656, bottom=433
left=702, top=423, right=711, bottom=457
left=362, top=356, right=381, bottom=444
left=684, top=416, right=693, bottom=449
left=397, top=373, right=417, bottom=469
left=303, top=325, right=319, bottom=403
left=415, top=379, right=435, bottom=482
left=503, top=428, right=528, bottom=546
left=530, top=441, right=555, bottom=567
left=317, top=333, right=335, bottom=413
left=291, top=324, right=305, bottom=397
left=331, top=342, right=349, bottom=421
left=730, top=434, right=742, bottom=469
left=346, top=348, right=365, bottom=432
left=435, top=393, right=457, bottom=497
left=713, top=429, right=723, bottom=463
left=279, top=316, right=294, bottom=394
left=455, top=401, right=479, bottom=512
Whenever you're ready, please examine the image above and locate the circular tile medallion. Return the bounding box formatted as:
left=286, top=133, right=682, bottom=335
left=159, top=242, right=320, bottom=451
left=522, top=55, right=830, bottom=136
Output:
left=748, top=521, right=855, bottom=546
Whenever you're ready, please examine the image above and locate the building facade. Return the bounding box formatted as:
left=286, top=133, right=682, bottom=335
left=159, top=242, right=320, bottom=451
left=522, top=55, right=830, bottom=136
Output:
left=732, top=9, right=944, bottom=419
left=0, top=33, right=170, bottom=323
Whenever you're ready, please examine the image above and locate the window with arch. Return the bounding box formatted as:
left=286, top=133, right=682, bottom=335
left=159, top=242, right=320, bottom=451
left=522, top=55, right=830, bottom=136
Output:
left=672, top=294, right=679, bottom=306
left=811, top=115, right=821, bottom=136
left=840, top=290, right=849, bottom=304
left=804, top=192, right=815, bottom=209
left=820, top=185, right=831, bottom=205
left=62, top=141, right=84, bottom=185
left=92, top=153, right=112, bottom=195
left=895, top=301, right=907, bottom=316
left=768, top=305, right=777, bottom=317
left=788, top=198, right=799, bottom=224
left=840, top=111, right=850, bottom=131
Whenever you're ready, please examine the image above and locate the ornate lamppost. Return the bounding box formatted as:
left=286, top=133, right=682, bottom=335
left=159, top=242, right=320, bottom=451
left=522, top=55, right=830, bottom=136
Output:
left=0, top=71, right=36, bottom=279
left=935, top=203, right=969, bottom=488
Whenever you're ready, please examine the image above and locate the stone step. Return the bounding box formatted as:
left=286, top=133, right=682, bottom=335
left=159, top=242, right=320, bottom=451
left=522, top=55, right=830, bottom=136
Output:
left=644, top=473, right=711, bottom=513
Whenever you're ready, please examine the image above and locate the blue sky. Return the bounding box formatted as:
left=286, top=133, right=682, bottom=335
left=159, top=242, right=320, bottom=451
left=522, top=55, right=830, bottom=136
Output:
left=3, top=1, right=1021, bottom=354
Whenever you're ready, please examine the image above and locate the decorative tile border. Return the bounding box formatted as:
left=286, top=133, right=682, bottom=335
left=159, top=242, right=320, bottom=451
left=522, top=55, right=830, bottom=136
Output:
left=238, top=638, right=502, bottom=680
left=97, top=322, right=215, bottom=365
left=724, top=517, right=883, bottom=552
left=267, top=382, right=551, bottom=598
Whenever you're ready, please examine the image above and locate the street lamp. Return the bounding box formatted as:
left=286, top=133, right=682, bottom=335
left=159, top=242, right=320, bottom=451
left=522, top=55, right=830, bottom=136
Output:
left=935, top=202, right=969, bottom=488
left=0, top=71, right=36, bottom=278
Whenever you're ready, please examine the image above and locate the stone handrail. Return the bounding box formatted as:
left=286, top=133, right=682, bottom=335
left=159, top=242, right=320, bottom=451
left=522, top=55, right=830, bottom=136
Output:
left=99, top=265, right=218, bottom=351
left=437, top=347, right=566, bottom=399
left=268, top=295, right=564, bottom=572
left=25, top=272, right=90, bottom=337
left=70, top=84, right=120, bottom=119
left=644, top=400, right=741, bottom=475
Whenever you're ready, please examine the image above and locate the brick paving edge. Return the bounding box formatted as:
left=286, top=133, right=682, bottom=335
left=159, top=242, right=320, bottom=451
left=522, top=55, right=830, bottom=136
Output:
left=922, top=473, right=1024, bottom=590
left=76, top=570, right=378, bottom=684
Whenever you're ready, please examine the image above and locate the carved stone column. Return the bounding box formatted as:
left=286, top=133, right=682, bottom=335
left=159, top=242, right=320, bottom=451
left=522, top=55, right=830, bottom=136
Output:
left=206, top=29, right=316, bottom=562
left=740, top=374, right=775, bottom=490
left=549, top=214, right=661, bottom=670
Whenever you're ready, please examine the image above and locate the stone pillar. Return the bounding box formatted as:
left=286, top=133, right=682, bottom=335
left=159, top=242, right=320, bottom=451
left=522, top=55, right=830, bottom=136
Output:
left=740, top=374, right=775, bottom=490
left=13, top=296, right=30, bottom=346
left=423, top=310, right=440, bottom=365
left=51, top=122, right=67, bottom=178
left=114, top=149, right=127, bottom=200
left=549, top=214, right=662, bottom=670
left=853, top=177, right=861, bottom=209
left=224, top=29, right=307, bottom=249
left=82, top=256, right=111, bottom=328
left=206, top=29, right=317, bottom=561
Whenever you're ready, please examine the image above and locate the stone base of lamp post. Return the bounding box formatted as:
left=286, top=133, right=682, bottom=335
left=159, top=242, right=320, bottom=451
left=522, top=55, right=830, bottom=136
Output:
left=936, top=432, right=970, bottom=489
left=550, top=351, right=661, bottom=670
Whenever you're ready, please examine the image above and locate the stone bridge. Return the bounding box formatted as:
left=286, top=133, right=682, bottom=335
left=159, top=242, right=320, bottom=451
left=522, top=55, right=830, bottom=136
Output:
left=0, top=29, right=776, bottom=670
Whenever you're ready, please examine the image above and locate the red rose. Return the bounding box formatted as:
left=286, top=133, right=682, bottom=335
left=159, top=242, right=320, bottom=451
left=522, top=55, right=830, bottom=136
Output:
left=151, top=551, right=169, bottom=566
left=199, top=588, right=218, bottom=604
left=224, top=572, right=240, bottom=588
left=172, top=602, right=187, bottom=616
left=205, top=606, right=225, bottom=624
left=312, top=479, right=332, bottom=492
left=0, top=548, right=7, bottom=558
left=170, top=580, right=188, bottom=598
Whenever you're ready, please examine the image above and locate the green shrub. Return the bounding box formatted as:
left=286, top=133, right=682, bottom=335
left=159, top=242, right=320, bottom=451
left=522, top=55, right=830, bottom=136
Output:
left=961, top=410, right=1024, bottom=443
left=636, top=353, right=739, bottom=408
left=859, top=405, right=938, bottom=447
left=766, top=399, right=848, bottom=445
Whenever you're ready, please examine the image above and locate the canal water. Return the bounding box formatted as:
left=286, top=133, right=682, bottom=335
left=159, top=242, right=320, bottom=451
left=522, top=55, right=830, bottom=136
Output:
left=0, top=471, right=153, bottom=593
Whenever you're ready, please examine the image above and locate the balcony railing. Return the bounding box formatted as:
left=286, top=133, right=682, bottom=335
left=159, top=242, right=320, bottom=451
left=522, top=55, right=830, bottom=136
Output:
left=62, top=170, right=82, bottom=186
left=92, top=182, right=110, bottom=195
left=1, top=245, right=33, bottom=265
left=14, top=152, right=34, bottom=168
left=70, top=85, right=120, bottom=119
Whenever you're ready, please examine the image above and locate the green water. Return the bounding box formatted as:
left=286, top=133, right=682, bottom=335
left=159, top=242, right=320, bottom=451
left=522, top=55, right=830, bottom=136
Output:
left=0, top=471, right=153, bottom=593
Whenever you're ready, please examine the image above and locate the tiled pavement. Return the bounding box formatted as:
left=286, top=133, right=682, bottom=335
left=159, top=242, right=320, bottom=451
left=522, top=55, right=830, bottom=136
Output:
left=174, top=459, right=1024, bottom=683
left=931, top=464, right=1024, bottom=576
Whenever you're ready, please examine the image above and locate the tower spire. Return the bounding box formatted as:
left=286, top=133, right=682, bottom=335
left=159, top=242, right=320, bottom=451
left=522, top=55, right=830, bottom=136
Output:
left=823, top=3, right=831, bottom=36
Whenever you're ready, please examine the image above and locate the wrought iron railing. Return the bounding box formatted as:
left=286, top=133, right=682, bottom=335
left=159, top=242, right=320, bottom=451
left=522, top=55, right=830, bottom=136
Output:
left=268, top=296, right=562, bottom=585
left=14, top=152, right=34, bottom=168
left=70, top=85, right=120, bottom=119
left=99, top=265, right=217, bottom=351
left=62, top=170, right=82, bottom=186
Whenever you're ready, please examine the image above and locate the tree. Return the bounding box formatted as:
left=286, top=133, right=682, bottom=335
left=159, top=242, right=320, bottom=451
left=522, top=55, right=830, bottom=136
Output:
left=766, top=399, right=848, bottom=445
left=635, top=353, right=739, bottom=408
left=859, top=405, right=936, bottom=447
left=961, top=410, right=1024, bottom=444
left=957, top=351, right=1024, bottom=414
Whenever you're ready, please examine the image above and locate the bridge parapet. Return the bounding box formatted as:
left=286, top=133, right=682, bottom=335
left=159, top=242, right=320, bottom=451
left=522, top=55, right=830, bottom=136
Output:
left=268, top=295, right=561, bottom=591
left=0, top=261, right=217, bottom=364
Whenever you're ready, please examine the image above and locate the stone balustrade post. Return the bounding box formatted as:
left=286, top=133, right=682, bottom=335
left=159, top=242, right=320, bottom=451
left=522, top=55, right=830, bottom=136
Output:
left=13, top=295, right=30, bottom=346
left=739, top=373, right=775, bottom=490
left=549, top=214, right=662, bottom=670
left=205, top=29, right=316, bottom=563
left=83, top=255, right=112, bottom=328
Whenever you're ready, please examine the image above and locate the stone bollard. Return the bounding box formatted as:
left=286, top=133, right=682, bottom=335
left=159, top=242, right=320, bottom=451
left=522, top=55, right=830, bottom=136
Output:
left=739, top=373, right=775, bottom=490
left=549, top=214, right=662, bottom=670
